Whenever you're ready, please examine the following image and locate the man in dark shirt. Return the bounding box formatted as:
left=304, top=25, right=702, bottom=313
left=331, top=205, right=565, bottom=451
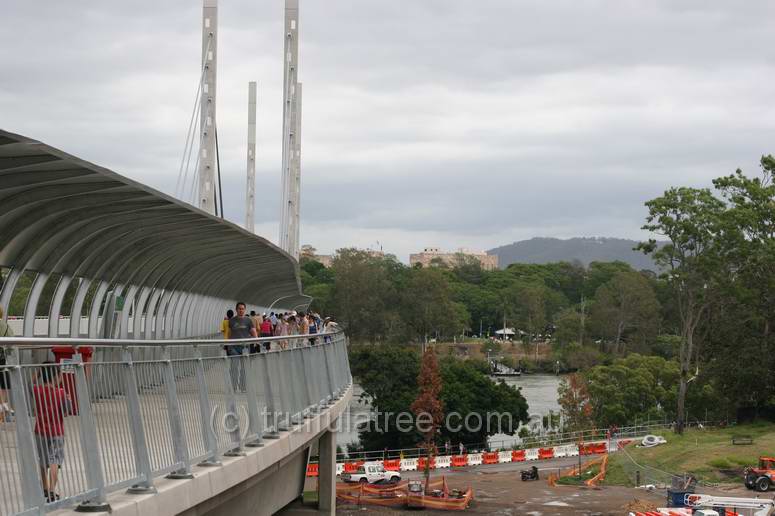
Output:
left=227, top=302, right=256, bottom=391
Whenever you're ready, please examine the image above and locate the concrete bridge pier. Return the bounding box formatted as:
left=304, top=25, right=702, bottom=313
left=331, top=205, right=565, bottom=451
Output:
left=317, top=430, right=337, bottom=515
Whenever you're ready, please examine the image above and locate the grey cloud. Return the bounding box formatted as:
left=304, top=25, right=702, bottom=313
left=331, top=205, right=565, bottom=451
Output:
left=2, top=1, right=775, bottom=261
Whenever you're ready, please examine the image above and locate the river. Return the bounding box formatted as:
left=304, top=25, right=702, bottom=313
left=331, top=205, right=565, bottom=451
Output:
left=336, top=374, right=563, bottom=450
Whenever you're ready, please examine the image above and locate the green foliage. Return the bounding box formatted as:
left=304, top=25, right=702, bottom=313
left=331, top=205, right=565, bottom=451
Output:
left=588, top=271, right=661, bottom=354
left=349, top=346, right=528, bottom=450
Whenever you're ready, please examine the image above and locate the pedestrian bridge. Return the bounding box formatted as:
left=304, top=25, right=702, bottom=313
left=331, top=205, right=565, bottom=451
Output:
left=0, top=334, right=351, bottom=516
left=0, top=130, right=352, bottom=515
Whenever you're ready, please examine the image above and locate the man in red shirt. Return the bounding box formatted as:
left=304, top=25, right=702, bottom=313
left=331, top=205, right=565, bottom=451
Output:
left=33, top=363, right=72, bottom=502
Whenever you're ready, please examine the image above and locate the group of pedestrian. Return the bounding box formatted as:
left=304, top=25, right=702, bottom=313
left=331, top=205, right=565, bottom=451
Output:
left=219, top=302, right=338, bottom=392
left=220, top=302, right=337, bottom=352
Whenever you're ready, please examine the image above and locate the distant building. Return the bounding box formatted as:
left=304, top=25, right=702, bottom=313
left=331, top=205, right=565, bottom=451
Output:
left=409, top=247, right=498, bottom=270
left=300, top=244, right=333, bottom=267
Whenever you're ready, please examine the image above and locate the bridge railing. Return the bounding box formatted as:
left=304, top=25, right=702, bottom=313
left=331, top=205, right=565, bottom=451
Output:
left=0, top=331, right=351, bottom=516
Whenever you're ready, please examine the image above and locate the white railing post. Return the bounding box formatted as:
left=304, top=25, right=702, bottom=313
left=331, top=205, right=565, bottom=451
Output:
left=161, top=346, right=194, bottom=479
left=121, top=348, right=156, bottom=494
left=72, top=354, right=111, bottom=511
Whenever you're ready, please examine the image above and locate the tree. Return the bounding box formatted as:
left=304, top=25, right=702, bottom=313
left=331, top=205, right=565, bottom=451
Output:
left=329, top=248, right=398, bottom=342
left=558, top=374, right=594, bottom=431
left=707, top=156, right=775, bottom=414
left=638, top=187, right=724, bottom=433
left=516, top=284, right=547, bottom=360
left=350, top=347, right=529, bottom=451
left=583, top=261, right=634, bottom=299
left=589, top=271, right=661, bottom=354
left=584, top=354, right=680, bottom=427
left=411, top=349, right=444, bottom=490
left=401, top=267, right=468, bottom=341
left=554, top=307, right=582, bottom=347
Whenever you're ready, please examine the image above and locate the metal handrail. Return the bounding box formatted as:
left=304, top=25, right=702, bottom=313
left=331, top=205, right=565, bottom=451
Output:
left=0, top=331, right=352, bottom=515
left=0, top=329, right=343, bottom=349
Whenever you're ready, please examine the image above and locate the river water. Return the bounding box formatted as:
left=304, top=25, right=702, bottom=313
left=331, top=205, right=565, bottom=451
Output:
left=336, top=374, right=563, bottom=450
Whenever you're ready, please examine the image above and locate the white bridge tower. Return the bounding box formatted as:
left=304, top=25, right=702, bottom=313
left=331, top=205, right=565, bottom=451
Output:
left=198, top=0, right=218, bottom=215
left=279, top=0, right=301, bottom=259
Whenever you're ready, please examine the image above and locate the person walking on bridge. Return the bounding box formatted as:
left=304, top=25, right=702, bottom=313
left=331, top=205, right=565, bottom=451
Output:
left=220, top=309, right=233, bottom=340
left=33, top=363, right=72, bottom=502
left=260, top=317, right=273, bottom=351
left=227, top=302, right=256, bottom=391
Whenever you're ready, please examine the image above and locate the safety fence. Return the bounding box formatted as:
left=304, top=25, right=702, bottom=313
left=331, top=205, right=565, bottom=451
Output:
left=336, top=420, right=718, bottom=463
left=0, top=331, right=351, bottom=516
left=307, top=438, right=631, bottom=477
left=547, top=454, right=609, bottom=487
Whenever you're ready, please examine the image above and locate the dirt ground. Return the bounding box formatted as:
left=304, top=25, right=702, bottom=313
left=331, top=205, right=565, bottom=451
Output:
left=333, top=469, right=666, bottom=515
left=284, top=458, right=758, bottom=515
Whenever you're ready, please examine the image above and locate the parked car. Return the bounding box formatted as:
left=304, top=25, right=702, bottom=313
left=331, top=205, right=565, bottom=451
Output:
left=342, top=461, right=401, bottom=484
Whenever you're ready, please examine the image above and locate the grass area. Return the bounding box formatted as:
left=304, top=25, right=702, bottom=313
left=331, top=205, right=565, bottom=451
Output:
left=605, top=422, right=775, bottom=486
left=556, top=463, right=601, bottom=485
left=302, top=490, right=318, bottom=505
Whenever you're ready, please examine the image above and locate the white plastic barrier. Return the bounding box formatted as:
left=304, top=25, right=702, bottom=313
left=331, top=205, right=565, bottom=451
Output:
left=565, top=444, right=579, bottom=457
left=553, top=445, right=568, bottom=458
left=400, top=458, right=418, bottom=471
left=336, top=463, right=344, bottom=476
left=467, top=453, right=483, bottom=466
left=498, top=451, right=513, bottom=463
left=435, top=455, right=451, bottom=468
left=525, top=448, right=539, bottom=461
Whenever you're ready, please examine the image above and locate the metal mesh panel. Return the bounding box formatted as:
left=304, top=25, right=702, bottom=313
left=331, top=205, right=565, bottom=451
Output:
left=89, top=362, right=138, bottom=489
left=0, top=367, right=23, bottom=516
left=171, top=359, right=206, bottom=462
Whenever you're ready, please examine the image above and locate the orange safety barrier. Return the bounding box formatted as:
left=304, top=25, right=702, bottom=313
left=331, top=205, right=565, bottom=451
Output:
left=617, top=439, right=633, bottom=449
left=593, top=443, right=608, bottom=454
left=482, top=452, right=499, bottom=464
left=511, top=450, right=526, bottom=462
left=306, top=463, right=319, bottom=477
left=585, top=454, right=608, bottom=486
left=451, top=455, right=468, bottom=467
left=538, top=447, right=554, bottom=460
left=343, top=461, right=364, bottom=473
left=418, top=457, right=436, bottom=470
left=547, top=455, right=605, bottom=487
left=383, top=459, right=401, bottom=471
left=579, top=443, right=597, bottom=455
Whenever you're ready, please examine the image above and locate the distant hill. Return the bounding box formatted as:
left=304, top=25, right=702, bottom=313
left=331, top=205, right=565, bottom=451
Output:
left=488, top=237, right=659, bottom=271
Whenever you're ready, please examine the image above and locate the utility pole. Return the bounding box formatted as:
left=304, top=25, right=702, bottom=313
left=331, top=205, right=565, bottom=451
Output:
left=198, top=0, right=218, bottom=215
left=279, top=0, right=300, bottom=258
left=245, top=81, right=257, bottom=232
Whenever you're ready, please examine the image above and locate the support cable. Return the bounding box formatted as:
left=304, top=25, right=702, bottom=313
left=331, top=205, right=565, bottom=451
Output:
left=215, top=126, right=224, bottom=219
left=175, top=36, right=212, bottom=199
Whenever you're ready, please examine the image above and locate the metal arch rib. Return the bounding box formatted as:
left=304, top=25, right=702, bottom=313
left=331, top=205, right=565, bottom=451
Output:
left=0, top=130, right=303, bottom=339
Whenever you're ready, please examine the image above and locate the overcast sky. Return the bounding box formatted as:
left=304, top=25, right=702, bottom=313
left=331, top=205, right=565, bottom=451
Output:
left=3, top=1, right=774, bottom=261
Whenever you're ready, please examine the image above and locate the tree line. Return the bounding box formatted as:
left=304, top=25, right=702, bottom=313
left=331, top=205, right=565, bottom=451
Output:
left=306, top=154, right=775, bottom=433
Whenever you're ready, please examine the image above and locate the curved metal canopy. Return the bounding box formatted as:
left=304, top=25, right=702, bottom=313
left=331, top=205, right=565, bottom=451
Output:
left=0, top=130, right=304, bottom=338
